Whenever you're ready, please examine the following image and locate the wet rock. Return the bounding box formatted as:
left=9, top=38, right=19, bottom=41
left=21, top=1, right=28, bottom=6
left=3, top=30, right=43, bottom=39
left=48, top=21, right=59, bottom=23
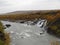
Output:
left=5, top=24, right=11, bottom=28
left=0, top=31, right=6, bottom=41
left=20, top=21, right=25, bottom=23
left=3, top=27, right=6, bottom=29
left=40, top=32, right=44, bottom=35
left=47, top=18, right=60, bottom=38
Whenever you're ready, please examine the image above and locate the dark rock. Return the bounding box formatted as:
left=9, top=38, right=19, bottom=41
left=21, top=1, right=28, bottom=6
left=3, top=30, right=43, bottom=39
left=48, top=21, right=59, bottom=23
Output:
left=5, top=24, right=11, bottom=28
left=40, top=33, right=43, bottom=35
left=47, top=18, right=60, bottom=38
left=0, top=31, right=6, bottom=41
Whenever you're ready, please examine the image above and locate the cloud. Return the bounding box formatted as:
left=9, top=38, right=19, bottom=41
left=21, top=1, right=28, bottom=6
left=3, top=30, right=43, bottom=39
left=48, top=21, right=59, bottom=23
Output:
left=0, top=0, right=60, bottom=14
left=31, top=0, right=60, bottom=9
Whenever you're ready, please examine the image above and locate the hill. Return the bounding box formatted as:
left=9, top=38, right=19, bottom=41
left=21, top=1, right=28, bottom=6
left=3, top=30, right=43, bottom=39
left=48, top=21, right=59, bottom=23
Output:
left=0, top=10, right=60, bottom=22
left=0, top=10, right=60, bottom=38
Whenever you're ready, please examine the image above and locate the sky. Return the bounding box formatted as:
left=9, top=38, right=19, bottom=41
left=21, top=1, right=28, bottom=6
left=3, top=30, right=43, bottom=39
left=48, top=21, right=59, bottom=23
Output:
left=0, top=0, right=60, bottom=14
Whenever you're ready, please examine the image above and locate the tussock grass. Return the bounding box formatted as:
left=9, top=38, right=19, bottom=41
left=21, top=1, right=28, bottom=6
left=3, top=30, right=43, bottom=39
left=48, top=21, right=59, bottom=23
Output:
left=0, top=21, right=10, bottom=45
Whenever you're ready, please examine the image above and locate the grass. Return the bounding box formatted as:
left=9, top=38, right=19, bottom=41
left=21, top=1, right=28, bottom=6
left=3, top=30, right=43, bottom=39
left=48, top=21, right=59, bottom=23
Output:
left=0, top=10, right=60, bottom=45
left=47, top=18, right=60, bottom=38
left=0, top=21, right=5, bottom=45
left=0, top=40, right=4, bottom=45
left=51, top=41, right=60, bottom=45
left=0, top=21, right=10, bottom=45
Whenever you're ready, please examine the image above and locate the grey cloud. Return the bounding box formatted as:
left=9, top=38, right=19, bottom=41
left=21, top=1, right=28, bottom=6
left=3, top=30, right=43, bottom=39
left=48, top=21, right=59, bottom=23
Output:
left=0, top=0, right=11, bottom=7
left=0, top=0, right=60, bottom=14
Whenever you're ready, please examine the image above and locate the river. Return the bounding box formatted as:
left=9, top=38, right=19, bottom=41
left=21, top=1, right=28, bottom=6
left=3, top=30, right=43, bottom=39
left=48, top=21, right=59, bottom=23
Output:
left=1, top=21, right=60, bottom=45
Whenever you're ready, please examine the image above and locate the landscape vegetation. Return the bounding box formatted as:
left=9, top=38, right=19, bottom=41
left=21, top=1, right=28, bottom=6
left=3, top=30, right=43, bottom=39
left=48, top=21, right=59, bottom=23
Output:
left=0, top=10, right=60, bottom=45
left=0, top=22, right=10, bottom=45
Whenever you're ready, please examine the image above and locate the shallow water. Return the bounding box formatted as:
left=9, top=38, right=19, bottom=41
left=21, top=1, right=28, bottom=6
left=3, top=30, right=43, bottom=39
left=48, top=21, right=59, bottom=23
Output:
left=1, top=21, right=60, bottom=45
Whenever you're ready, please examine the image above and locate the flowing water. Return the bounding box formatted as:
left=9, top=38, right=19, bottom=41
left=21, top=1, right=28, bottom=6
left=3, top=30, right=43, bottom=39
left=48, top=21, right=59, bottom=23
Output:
left=1, top=21, right=60, bottom=45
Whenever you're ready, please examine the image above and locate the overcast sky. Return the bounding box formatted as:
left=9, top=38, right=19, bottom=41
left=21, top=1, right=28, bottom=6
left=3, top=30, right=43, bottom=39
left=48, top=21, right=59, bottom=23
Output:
left=0, top=0, right=60, bottom=14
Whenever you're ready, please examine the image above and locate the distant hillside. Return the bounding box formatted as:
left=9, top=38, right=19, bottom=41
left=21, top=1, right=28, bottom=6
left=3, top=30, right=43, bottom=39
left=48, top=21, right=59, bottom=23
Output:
left=0, top=10, right=60, bottom=38
left=0, top=10, right=60, bottom=23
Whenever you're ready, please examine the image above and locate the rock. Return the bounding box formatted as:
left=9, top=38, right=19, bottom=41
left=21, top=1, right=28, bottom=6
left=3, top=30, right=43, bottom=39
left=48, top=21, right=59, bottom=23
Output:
left=5, top=24, right=11, bottom=28
left=0, top=31, right=6, bottom=41
left=47, top=18, right=60, bottom=38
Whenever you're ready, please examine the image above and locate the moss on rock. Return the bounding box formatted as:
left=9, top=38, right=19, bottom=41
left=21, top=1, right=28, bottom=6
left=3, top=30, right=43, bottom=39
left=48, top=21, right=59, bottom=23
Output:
left=47, top=18, right=60, bottom=38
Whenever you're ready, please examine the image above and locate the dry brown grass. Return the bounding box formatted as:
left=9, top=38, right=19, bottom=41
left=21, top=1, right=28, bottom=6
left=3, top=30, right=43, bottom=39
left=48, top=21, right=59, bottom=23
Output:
left=0, top=10, right=60, bottom=23
left=51, top=41, right=60, bottom=45
left=4, top=33, right=10, bottom=45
